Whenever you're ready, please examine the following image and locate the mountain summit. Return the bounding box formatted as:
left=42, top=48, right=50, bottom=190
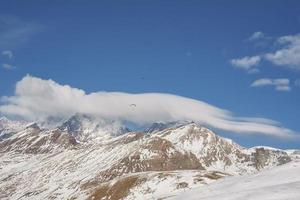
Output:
left=58, top=114, right=130, bottom=142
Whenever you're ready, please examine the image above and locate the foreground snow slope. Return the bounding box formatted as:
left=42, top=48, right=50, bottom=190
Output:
left=171, top=158, right=300, bottom=200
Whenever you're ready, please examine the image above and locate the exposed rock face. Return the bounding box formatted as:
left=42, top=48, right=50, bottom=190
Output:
left=145, top=122, right=184, bottom=133
left=0, top=117, right=294, bottom=199
left=251, top=147, right=291, bottom=170
left=87, top=175, right=144, bottom=200
left=99, top=136, right=204, bottom=182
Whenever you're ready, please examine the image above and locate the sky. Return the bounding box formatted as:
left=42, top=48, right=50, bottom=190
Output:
left=0, top=0, right=300, bottom=149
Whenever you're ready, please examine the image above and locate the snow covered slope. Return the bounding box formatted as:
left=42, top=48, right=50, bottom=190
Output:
left=171, top=157, right=300, bottom=200
left=0, top=117, right=297, bottom=199
left=152, top=123, right=291, bottom=174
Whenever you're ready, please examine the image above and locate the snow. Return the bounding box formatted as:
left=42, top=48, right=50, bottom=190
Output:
left=170, top=159, right=300, bottom=200
left=125, top=170, right=226, bottom=200
left=138, top=149, right=159, bottom=160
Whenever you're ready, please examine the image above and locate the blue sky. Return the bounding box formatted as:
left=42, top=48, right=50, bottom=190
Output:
left=0, top=0, right=300, bottom=149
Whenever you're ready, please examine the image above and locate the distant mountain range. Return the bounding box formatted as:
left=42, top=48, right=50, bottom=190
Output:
left=0, top=114, right=299, bottom=200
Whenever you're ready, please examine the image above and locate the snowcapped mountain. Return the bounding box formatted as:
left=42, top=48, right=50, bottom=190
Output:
left=0, top=116, right=298, bottom=200
left=58, top=114, right=130, bottom=142
left=0, top=117, right=29, bottom=141
left=150, top=123, right=291, bottom=174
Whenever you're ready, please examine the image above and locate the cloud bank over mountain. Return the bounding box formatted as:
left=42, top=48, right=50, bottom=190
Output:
left=0, top=75, right=298, bottom=138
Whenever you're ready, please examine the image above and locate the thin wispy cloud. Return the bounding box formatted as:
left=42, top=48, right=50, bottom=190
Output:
left=251, top=78, right=291, bottom=91
left=0, top=15, right=44, bottom=48
left=2, top=63, right=15, bottom=70
left=248, top=31, right=265, bottom=41
left=295, top=79, right=300, bottom=87
left=230, top=55, right=261, bottom=72
left=0, top=75, right=297, bottom=138
left=247, top=68, right=260, bottom=74
left=2, top=50, right=13, bottom=59
left=246, top=31, right=273, bottom=48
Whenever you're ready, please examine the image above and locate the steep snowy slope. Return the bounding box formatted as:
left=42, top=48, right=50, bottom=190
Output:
left=171, top=156, right=300, bottom=200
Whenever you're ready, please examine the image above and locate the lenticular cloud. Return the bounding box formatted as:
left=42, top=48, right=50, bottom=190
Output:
left=0, top=75, right=298, bottom=138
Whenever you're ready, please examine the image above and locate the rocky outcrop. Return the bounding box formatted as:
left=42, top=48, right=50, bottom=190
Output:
left=251, top=147, right=291, bottom=170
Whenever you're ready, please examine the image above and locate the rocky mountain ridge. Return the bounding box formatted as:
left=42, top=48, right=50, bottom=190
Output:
left=0, top=115, right=296, bottom=199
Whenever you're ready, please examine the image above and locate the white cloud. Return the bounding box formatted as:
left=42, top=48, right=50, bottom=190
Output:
left=233, top=33, right=300, bottom=72
left=2, top=50, right=13, bottom=59
left=230, top=56, right=261, bottom=71
left=248, top=31, right=265, bottom=41
left=251, top=78, right=291, bottom=91
left=2, top=63, right=15, bottom=70
left=0, top=15, right=43, bottom=48
left=265, top=34, right=300, bottom=70
left=247, top=68, right=260, bottom=74
left=0, top=75, right=298, bottom=138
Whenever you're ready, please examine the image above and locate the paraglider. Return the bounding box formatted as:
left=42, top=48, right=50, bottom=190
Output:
left=130, top=104, right=137, bottom=107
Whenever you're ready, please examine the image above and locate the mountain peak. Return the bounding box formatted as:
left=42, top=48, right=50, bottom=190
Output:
left=25, top=122, right=41, bottom=130
left=0, top=116, right=8, bottom=121
left=58, top=114, right=130, bottom=142
left=0, top=116, right=15, bottom=127
left=145, top=121, right=197, bottom=133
